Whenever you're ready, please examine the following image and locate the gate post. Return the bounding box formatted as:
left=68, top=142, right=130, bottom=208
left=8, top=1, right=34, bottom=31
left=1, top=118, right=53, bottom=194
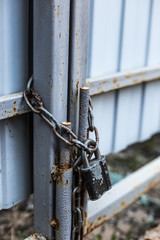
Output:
left=33, top=0, right=70, bottom=238
left=68, top=0, right=91, bottom=238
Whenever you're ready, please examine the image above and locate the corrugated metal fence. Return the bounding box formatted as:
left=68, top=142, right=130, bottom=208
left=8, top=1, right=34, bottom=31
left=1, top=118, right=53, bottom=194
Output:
left=88, top=0, right=160, bottom=155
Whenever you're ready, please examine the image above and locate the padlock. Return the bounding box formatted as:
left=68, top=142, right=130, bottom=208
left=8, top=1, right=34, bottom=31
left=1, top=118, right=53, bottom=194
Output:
left=81, top=139, right=112, bottom=201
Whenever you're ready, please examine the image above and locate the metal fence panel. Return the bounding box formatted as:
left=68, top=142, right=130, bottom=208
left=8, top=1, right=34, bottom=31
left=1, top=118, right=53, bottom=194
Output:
left=0, top=0, right=31, bottom=210
left=87, top=0, right=160, bottom=155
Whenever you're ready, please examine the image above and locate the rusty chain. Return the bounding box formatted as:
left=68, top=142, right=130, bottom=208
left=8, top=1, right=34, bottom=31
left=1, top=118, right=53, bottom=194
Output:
left=24, top=76, right=99, bottom=154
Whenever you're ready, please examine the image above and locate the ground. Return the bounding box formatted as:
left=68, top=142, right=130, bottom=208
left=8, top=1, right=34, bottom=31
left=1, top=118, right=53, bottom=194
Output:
left=0, top=134, right=160, bottom=240
left=85, top=185, right=160, bottom=240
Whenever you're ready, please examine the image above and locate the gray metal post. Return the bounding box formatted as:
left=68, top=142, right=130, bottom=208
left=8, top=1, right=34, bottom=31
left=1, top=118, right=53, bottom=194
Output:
left=68, top=1, right=91, bottom=239
left=78, top=87, right=90, bottom=239
left=68, top=0, right=91, bottom=135
left=33, top=0, right=70, bottom=238
left=55, top=122, right=72, bottom=240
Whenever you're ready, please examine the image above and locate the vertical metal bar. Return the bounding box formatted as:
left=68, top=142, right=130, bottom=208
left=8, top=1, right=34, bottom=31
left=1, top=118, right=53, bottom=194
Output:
left=78, top=87, right=90, bottom=238
left=33, top=0, right=70, bottom=238
left=68, top=0, right=90, bottom=135
left=68, top=1, right=90, bottom=239
left=55, top=122, right=72, bottom=240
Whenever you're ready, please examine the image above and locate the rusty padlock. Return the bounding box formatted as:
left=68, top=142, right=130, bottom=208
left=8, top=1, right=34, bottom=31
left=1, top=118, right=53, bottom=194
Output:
left=81, top=139, right=112, bottom=201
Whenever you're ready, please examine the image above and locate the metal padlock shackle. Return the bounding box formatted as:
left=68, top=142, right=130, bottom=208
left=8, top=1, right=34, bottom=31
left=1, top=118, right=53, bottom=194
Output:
left=81, top=139, right=101, bottom=168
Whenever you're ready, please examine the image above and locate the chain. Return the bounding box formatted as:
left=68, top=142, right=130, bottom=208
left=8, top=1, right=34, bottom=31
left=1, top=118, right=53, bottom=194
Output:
left=24, top=77, right=99, bottom=240
left=23, top=76, right=99, bottom=154
left=72, top=164, right=83, bottom=239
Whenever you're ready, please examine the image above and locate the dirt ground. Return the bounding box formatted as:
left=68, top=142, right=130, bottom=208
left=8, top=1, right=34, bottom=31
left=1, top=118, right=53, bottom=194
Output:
left=85, top=185, right=160, bottom=240
left=1, top=134, right=160, bottom=240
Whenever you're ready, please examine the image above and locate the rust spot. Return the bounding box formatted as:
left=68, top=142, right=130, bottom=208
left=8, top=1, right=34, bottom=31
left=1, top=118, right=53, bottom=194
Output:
left=55, top=218, right=60, bottom=231
left=49, top=218, right=60, bottom=231
left=56, top=167, right=72, bottom=185
left=13, top=101, right=16, bottom=105
left=76, top=80, right=79, bottom=103
left=102, top=80, right=107, bottom=85
left=12, top=113, right=19, bottom=117
left=125, top=74, right=132, bottom=79
left=113, top=78, right=118, bottom=84
left=59, top=32, right=61, bottom=39
left=13, top=107, right=16, bottom=112
left=56, top=5, right=60, bottom=18
left=0, top=105, right=2, bottom=108
left=65, top=179, right=68, bottom=186
left=84, top=215, right=107, bottom=236
left=49, top=180, right=52, bottom=184
left=84, top=212, right=88, bottom=228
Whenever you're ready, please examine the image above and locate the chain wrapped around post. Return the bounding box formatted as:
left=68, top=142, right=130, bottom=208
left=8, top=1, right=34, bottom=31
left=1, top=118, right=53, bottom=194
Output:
left=23, top=77, right=99, bottom=154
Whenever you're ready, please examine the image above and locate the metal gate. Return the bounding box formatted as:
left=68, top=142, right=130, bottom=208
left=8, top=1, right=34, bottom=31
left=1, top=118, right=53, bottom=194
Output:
left=1, top=0, right=160, bottom=239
